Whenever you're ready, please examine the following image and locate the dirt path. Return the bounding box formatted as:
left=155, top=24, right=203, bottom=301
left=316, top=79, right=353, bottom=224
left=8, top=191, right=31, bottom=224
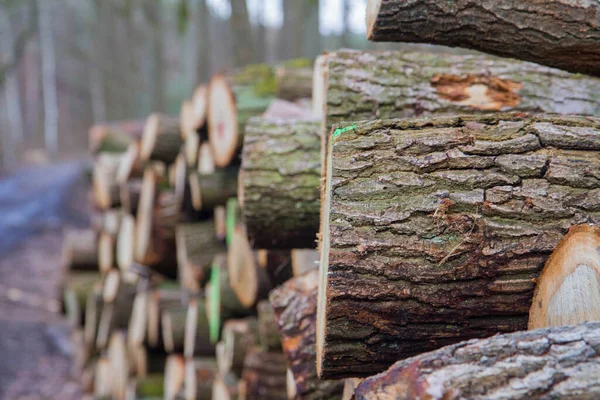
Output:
left=0, top=162, right=89, bottom=400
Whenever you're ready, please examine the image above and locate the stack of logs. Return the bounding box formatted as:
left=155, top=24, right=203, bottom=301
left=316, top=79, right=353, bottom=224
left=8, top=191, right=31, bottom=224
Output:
left=62, top=2, right=600, bottom=399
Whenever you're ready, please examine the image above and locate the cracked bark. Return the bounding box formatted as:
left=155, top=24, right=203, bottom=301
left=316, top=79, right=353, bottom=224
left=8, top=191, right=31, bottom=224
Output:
left=321, top=50, right=600, bottom=172
left=318, top=113, right=600, bottom=378
left=242, top=118, right=321, bottom=248
left=354, top=322, right=600, bottom=400
left=270, top=270, right=345, bottom=400
left=366, top=0, right=600, bottom=77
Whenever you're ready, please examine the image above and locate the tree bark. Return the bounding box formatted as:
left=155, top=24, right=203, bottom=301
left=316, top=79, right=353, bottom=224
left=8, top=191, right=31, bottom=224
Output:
left=275, top=64, right=313, bottom=101
left=221, top=317, right=259, bottom=378
left=241, top=117, right=321, bottom=249
left=354, top=322, right=600, bottom=400
left=366, top=0, right=600, bottom=77
left=187, top=167, right=238, bottom=212
left=321, top=49, right=600, bottom=173
left=89, top=120, right=145, bottom=154
left=318, top=113, right=600, bottom=378
left=257, top=300, right=281, bottom=352
left=241, top=349, right=288, bottom=400
left=270, top=270, right=345, bottom=400
left=140, top=113, right=182, bottom=165
left=63, top=228, right=98, bottom=271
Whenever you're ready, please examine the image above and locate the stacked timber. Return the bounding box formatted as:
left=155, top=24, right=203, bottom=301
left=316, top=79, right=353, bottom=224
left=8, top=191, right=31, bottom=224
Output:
left=63, top=59, right=318, bottom=399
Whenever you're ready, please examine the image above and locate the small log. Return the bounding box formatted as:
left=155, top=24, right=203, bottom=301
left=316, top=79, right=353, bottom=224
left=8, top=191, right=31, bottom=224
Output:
left=207, top=71, right=273, bottom=167
left=94, top=354, right=112, bottom=398
left=98, top=231, right=115, bottom=275
left=342, top=379, right=362, bottom=400
left=228, top=225, right=272, bottom=308
left=63, top=271, right=100, bottom=327
left=366, top=0, right=600, bottom=77
left=140, top=113, right=182, bottom=165
left=222, top=318, right=259, bottom=377
left=161, top=304, right=188, bottom=353
left=354, top=322, right=600, bottom=399
left=93, top=153, right=122, bottom=210
left=89, top=119, right=145, bottom=154
left=318, top=113, right=600, bottom=378
left=188, top=167, right=238, bottom=212
left=241, top=117, right=320, bottom=249
left=184, top=130, right=200, bottom=167
left=175, top=222, right=225, bottom=292
left=182, top=297, right=215, bottom=357
left=180, top=100, right=196, bottom=140
left=262, top=99, right=312, bottom=120
left=260, top=250, right=293, bottom=287
left=147, top=284, right=183, bottom=349
left=84, top=282, right=103, bottom=351
left=275, top=63, right=313, bottom=101
left=107, top=331, right=129, bottom=400
left=197, top=142, right=215, bottom=175
left=116, top=143, right=143, bottom=184
left=62, top=228, right=98, bottom=271
left=529, top=224, right=600, bottom=329
left=240, top=348, right=288, bottom=400
left=119, top=179, right=142, bottom=215
left=192, top=85, right=208, bottom=133
left=116, top=213, right=135, bottom=274
left=214, top=206, right=227, bottom=241
left=270, top=269, right=344, bottom=399
left=184, top=357, right=218, bottom=400
left=319, top=49, right=600, bottom=173
left=207, top=254, right=251, bottom=344
left=164, top=354, right=186, bottom=400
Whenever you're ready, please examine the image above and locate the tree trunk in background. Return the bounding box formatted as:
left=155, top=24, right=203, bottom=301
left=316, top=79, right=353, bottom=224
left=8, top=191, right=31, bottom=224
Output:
left=37, top=0, right=59, bottom=157
left=193, top=0, right=210, bottom=83
left=304, top=0, right=321, bottom=58
left=229, top=0, right=254, bottom=67
left=342, top=0, right=352, bottom=48
left=146, top=1, right=165, bottom=112
left=0, top=13, right=24, bottom=165
left=88, top=5, right=106, bottom=124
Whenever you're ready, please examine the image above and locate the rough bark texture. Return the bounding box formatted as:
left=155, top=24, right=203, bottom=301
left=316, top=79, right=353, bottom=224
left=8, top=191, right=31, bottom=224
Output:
left=319, top=113, right=600, bottom=378
left=366, top=0, right=600, bottom=77
left=188, top=167, right=239, bottom=211
left=223, top=318, right=259, bottom=377
left=257, top=300, right=281, bottom=352
left=354, top=322, right=600, bottom=400
left=270, top=270, right=344, bottom=400
left=321, top=49, right=600, bottom=172
left=275, top=65, right=313, bottom=101
left=241, top=349, right=288, bottom=400
left=242, top=117, right=321, bottom=248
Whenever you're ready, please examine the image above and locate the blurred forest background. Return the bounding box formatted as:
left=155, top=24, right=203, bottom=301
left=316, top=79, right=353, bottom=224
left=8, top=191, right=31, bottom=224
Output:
left=0, top=0, right=405, bottom=168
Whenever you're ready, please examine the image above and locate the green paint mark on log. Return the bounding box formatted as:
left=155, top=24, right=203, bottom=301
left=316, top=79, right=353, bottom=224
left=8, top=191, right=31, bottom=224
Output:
left=209, top=263, right=220, bottom=343
left=333, top=124, right=357, bottom=140
left=226, top=197, right=238, bottom=246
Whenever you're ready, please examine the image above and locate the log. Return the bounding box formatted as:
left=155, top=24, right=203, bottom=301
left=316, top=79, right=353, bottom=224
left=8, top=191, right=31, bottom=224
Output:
left=207, top=254, right=251, bottom=344
left=275, top=62, right=313, bottom=101
left=262, top=99, right=313, bottom=120
left=240, top=348, right=288, bottom=400
left=184, top=130, right=200, bottom=167
left=180, top=100, right=196, bottom=140
left=270, top=270, right=344, bottom=400
left=241, top=117, right=321, bottom=249
left=89, top=119, right=145, bottom=154
left=257, top=300, right=281, bottom=352
left=93, top=153, right=122, bottom=210
left=62, top=228, right=98, bottom=271
left=116, top=142, right=143, bottom=184
left=98, top=231, right=115, bottom=275
left=84, top=282, right=103, bottom=351
left=222, top=318, right=259, bottom=377
left=164, top=354, right=186, bottom=400
left=63, top=271, right=100, bottom=327
left=182, top=297, right=215, bottom=357
left=107, top=331, right=129, bottom=400
left=175, top=222, right=226, bottom=292
left=140, top=113, right=182, bottom=165
left=214, top=206, right=227, bottom=241
left=184, top=357, right=218, bottom=400
left=290, top=249, right=318, bottom=277
left=188, top=167, right=238, bottom=212
left=116, top=213, right=135, bottom=274
left=318, top=113, right=600, bottom=378
left=342, top=379, right=362, bottom=400
left=192, top=85, right=208, bottom=133
left=207, top=71, right=273, bottom=167
left=161, top=304, right=188, bottom=353
left=135, top=374, right=164, bottom=398
left=354, top=322, right=600, bottom=399
left=319, top=49, right=600, bottom=173
left=529, top=224, right=600, bottom=329
left=128, top=290, right=148, bottom=348
left=197, top=142, right=215, bottom=175
left=366, top=0, right=600, bottom=77
left=147, top=284, right=183, bottom=349
left=228, top=224, right=272, bottom=308
left=212, top=373, right=239, bottom=400
left=94, top=354, right=112, bottom=398
left=119, top=179, right=142, bottom=215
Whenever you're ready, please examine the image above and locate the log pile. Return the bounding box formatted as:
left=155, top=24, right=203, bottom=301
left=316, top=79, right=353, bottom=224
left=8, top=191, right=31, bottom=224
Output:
left=62, top=59, right=327, bottom=399
left=59, top=8, right=600, bottom=398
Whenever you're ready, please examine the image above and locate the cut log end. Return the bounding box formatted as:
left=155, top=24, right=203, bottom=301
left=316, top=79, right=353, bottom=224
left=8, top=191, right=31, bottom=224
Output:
left=135, top=168, right=156, bottom=263
left=208, top=74, right=239, bottom=167
left=140, top=113, right=161, bottom=161
left=316, top=142, right=334, bottom=378
left=184, top=131, right=200, bottom=167
left=312, top=54, right=328, bottom=120
left=180, top=100, right=195, bottom=140
left=197, top=142, right=215, bottom=175
left=529, top=224, right=600, bottom=330
left=116, top=214, right=135, bottom=273
left=164, top=354, right=185, bottom=400
left=228, top=226, right=259, bottom=308
left=192, top=85, right=208, bottom=129
left=365, top=0, right=382, bottom=40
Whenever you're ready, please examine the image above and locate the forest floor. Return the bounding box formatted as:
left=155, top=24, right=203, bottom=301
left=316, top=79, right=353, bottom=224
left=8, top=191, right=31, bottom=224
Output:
left=0, top=162, right=89, bottom=400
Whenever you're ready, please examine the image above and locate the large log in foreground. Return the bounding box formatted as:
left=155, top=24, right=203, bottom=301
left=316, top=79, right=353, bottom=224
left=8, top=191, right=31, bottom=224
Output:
left=318, top=113, right=600, bottom=378
left=354, top=322, right=600, bottom=400
left=319, top=50, right=600, bottom=171
left=242, top=118, right=321, bottom=248
left=366, top=0, right=600, bottom=77
left=270, top=269, right=344, bottom=400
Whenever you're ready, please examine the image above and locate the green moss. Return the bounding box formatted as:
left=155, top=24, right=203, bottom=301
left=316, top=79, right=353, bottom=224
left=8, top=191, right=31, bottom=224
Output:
left=279, top=57, right=313, bottom=69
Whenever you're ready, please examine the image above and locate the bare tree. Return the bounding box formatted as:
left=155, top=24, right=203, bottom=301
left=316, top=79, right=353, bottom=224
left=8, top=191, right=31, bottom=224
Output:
left=230, top=0, right=255, bottom=67
left=37, top=0, right=59, bottom=157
